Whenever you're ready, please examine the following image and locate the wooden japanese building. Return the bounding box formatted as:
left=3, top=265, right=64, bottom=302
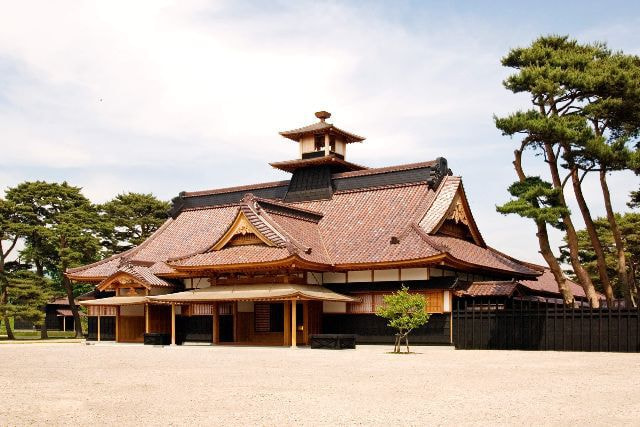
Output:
left=73, top=111, right=589, bottom=346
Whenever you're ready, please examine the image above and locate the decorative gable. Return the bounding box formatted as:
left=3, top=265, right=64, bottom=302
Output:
left=211, top=211, right=277, bottom=250
left=419, top=176, right=485, bottom=247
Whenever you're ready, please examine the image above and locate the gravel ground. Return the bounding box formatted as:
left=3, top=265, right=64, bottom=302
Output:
left=0, top=343, right=638, bottom=426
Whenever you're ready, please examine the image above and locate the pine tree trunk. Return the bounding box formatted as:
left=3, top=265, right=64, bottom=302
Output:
left=569, top=167, right=614, bottom=304
left=543, top=143, right=600, bottom=307
left=62, top=275, right=83, bottom=337
left=600, top=170, right=636, bottom=307
left=40, top=315, right=48, bottom=339
left=513, top=148, right=575, bottom=305
left=0, top=254, right=15, bottom=340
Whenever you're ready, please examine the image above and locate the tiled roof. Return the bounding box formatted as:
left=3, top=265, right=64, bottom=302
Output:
left=68, top=159, right=543, bottom=282
left=420, top=176, right=460, bottom=233
left=270, top=155, right=365, bottom=173
left=520, top=268, right=587, bottom=298
left=427, top=235, right=539, bottom=276
left=279, top=121, right=365, bottom=142
left=459, top=281, right=520, bottom=297
left=97, top=264, right=174, bottom=290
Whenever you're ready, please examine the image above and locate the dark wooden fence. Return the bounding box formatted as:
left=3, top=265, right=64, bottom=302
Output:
left=453, top=299, right=640, bottom=352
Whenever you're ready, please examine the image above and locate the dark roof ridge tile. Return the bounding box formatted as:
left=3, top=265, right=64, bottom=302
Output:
left=332, top=160, right=439, bottom=179
left=182, top=180, right=290, bottom=198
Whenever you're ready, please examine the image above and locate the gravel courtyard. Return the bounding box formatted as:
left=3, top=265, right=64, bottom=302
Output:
left=1, top=343, right=638, bottom=426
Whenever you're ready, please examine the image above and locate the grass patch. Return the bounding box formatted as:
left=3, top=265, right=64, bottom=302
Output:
left=0, top=330, right=78, bottom=340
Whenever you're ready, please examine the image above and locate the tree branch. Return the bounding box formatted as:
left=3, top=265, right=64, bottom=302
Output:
left=2, top=237, right=18, bottom=259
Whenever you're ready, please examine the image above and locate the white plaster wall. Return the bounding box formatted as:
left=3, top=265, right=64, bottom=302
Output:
left=323, top=301, right=347, bottom=313
left=347, top=270, right=372, bottom=283
left=300, top=136, right=316, bottom=154
left=443, top=291, right=451, bottom=312
left=400, top=268, right=429, bottom=281
left=323, top=272, right=347, bottom=284
left=184, top=278, right=209, bottom=289
left=373, top=269, right=399, bottom=282
left=306, top=272, right=323, bottom=285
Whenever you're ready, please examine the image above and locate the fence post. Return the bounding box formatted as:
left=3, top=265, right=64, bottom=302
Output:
left=618, top=300, right=622, bottom=352
left=471, top=299, right=475, bottom=349
left=496, top=299, right=500, bottom=350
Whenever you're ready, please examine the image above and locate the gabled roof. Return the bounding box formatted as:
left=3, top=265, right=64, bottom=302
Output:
left=96, top=264, right=173, bottom=291
left=419, top=176, right=485, bottom=247
left=67, top=159, right=542, bottom=283
left=168, top=194, right=331, bottom=270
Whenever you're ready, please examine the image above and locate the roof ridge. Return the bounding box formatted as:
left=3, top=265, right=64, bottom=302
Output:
left=253, top=197, right=324, bottom=221
left=182, top=180, right=290, bottom=198
left=332, top=159, right=439, bottom=179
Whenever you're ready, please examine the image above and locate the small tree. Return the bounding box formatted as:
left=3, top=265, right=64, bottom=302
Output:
left=375, top=286, right=430, bottom=353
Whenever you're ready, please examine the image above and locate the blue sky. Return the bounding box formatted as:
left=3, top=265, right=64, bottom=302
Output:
left=1, top=1, right=639, bottom=262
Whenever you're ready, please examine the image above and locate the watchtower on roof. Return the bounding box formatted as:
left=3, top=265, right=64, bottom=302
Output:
left=279, top=111, right=365, bottom=162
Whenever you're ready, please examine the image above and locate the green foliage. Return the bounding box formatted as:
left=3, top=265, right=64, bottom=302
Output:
left=496, top=177, right=568, bottom=228
left=500, top=35, right=640, bottom=173
left=5, top=181, right=104, bottom=285
left=375, top=286, right=430, bottom=353
left=0, top=270, right=51, bottom=324
left=630, top=189, right=640, bottom=209
left=99, top=192, right=170, bottom=254
left=574, top=213, right=640, bottom=296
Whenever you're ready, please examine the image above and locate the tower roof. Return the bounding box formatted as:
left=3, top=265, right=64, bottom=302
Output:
left=279, top=111, right=365, bottom=143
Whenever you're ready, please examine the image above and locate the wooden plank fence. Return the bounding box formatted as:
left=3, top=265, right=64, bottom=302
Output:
left=453, top=299, right=640, bottom=352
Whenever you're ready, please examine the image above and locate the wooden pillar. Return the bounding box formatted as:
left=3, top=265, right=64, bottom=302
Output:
left=62, top=317, right=66, bottom=332
left=145, top=304, right=150, bottom=334
left=171, top=304, right=176, bottom=345
left=324, top=134, right=330, bottom=156
left=302, top=301, right=309, bottom=345
left=232, top=302, right=238, bottom=343
left=291, top=299, right=297, bottom=348
left=284, top=301, right=291, bottom=346
left=212, top=303, right=219, bottom=344
left=115, top=306, right=120, bottom=343
left=97, top=313, right=101, bottom=342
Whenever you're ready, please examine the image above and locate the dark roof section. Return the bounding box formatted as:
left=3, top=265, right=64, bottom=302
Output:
left=333, top=158, right=448, bottom=193
left=284, top=165, right=334, bottom=203
left=168, top=158, right=449, bottom=216
left=254, top=197, right=324, bottom=222
left=279, top=121, right=365, bottom=143
left=169, top=183, right=289, bottom=218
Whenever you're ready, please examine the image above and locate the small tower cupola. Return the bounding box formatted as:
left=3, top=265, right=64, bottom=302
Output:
left=270, top=111, right=368, bottom=202
left=278, top=111, right=365, bottom=161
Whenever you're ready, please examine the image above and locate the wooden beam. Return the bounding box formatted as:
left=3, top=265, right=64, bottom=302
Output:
left=291, top=299, right=297, bottom=348
left=232, top=302, right=238, bottom=343
left=115, top=306, right=120, bottom=343
left=284, top=302, right=291, bottom=346
left=302, top=301, right=309, bottom=345
left=171, top=304, right=176, bottom=345
left=145, top=304, right=150, bottom=334
left=213, top=302, right=219, bottom=344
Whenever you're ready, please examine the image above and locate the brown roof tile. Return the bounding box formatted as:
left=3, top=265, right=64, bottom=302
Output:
left=460, top=281, right=520, bottom=297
